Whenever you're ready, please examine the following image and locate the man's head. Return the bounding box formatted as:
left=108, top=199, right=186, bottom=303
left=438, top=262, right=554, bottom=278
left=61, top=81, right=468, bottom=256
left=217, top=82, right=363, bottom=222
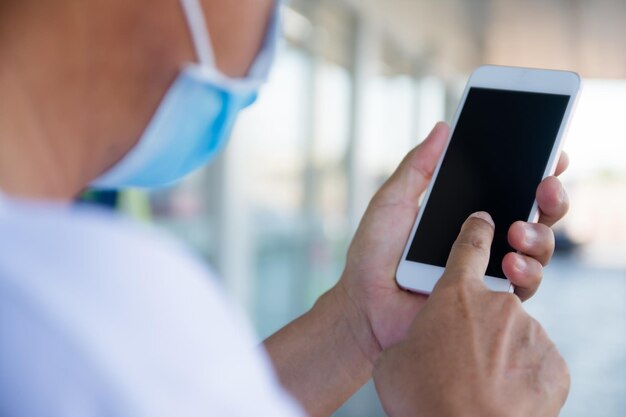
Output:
left=0, top=0, right=274, bottom=199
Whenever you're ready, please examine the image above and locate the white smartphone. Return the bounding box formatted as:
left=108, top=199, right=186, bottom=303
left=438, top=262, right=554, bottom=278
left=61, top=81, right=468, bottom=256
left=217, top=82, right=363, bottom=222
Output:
left=396, top=65, right=581, bottom=294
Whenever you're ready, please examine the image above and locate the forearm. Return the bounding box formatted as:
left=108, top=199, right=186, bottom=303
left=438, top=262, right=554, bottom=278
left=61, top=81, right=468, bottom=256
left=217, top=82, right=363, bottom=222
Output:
left=264, top=284, right=380, bottom=417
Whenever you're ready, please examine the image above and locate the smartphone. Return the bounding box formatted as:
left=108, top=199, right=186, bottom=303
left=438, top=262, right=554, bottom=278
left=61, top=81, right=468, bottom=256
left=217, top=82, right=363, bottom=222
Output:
left=396, top=65, right=581, bottom=294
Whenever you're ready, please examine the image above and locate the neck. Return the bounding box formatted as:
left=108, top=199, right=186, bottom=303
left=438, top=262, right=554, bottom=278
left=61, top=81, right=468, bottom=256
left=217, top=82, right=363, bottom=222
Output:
left=0, top=0, right=276, bottom=201
left=0, top=51, right=84, bottom=200
left=0, top=102, right=78, bottom=201
left=0, top=0, right=192, bottom=201
left=0, top=2, right=100, bottom=200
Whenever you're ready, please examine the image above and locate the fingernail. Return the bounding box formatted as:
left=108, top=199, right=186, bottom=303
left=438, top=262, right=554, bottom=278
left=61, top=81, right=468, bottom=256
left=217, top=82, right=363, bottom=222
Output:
left=470, top=211, right=495, bottom=228
left=515, top=256, right=527, bottom=272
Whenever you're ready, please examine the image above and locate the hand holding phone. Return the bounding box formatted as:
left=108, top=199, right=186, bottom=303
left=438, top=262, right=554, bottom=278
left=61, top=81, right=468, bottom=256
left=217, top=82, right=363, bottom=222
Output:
left=397, top=65, right=581, bottom=293
left=334, top=120, right=567, bottom=359
left=375, top=213, right=570, bottom=417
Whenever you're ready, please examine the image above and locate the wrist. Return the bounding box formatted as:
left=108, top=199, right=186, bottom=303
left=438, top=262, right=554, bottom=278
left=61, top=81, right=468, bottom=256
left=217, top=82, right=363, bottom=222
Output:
left=320, top=281, right=382, bottom=367
left=263, top=280, right=381, bottom=416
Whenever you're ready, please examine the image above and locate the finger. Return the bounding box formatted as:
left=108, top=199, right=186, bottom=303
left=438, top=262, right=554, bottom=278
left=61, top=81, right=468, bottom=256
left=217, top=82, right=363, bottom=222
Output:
left=371, top=122, right=450, bottom=208
left=436, top=212, right=495, bottom=291
left=536, top=176, right=569, bottom=227
left=502, top=252, right=543, bottom=301
left=508, top=221, right=555, bottom=266
left=554, top=152, right=569, bottom=177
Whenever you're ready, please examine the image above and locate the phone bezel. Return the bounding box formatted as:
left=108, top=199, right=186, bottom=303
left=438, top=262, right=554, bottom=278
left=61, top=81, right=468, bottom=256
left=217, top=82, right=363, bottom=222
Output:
left=396, top=65, right=582, bottom=295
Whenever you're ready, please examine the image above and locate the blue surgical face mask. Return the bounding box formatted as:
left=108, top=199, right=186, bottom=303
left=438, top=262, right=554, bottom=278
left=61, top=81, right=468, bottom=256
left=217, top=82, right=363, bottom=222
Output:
left=92, top=0, right=269, bottom=189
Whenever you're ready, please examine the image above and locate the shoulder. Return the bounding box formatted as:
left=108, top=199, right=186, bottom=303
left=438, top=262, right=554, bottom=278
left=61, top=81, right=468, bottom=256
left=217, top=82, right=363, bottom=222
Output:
left=0, top=198, right=304, bottom=417
left=0, top=197, right=210, bottom=291
left=0, top=197, right=194, bottom=265
left=0, top=198, right=238, bottom=338
left=0, top=196, right=241, bottom=352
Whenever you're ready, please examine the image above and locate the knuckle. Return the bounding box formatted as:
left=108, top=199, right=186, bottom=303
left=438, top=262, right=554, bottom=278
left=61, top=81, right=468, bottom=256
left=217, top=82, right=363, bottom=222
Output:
left=434, top=278, right=480, bottom=312
left=454, top=238, right=490, bottom=255
left=546, top=341, right=571, bottom=402
left=539, top=226, right=556, bottom=248
left=528, top=316, right=545, bottom=335
left=555, top=351, right=570, bottom=380
left=437, top=274, right=474, bottom=296
left=560, top=357, right=572, bottom=393
left=453, top=264, right=479, bottom=281
left=525, top=260, right=544, bottom=282
left=490, top=293, right=524, bottom=325
left=444, top=265, right=486, bottom=289
left=515, top=285, right=538, bottom=302
left=447, top=281, right=478, bottom=318
left=468, top=235, right=490, bottom=251
left=527, top=269, right=544, bottom=291
left=455, top=279, right=476, bottom=302
left=536, top=223, right=553, bottom=238
left=496, top=293, right=523, bottom=312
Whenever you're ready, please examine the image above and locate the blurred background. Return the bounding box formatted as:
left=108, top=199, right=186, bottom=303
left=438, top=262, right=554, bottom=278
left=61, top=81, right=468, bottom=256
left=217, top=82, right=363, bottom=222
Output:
left=99, top=0, right=626, bottom=415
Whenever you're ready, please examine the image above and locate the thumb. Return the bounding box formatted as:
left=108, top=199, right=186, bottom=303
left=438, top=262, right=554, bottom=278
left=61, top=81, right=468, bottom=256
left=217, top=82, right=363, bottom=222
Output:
left=372, top=122, right=449, bottom=208
left=434, top=212, right=495, bottom=292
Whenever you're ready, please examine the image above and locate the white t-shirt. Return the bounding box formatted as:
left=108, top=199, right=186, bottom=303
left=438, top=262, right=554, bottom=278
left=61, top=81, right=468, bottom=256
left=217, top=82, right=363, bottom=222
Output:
left=0, top=194, right=305, bottom=417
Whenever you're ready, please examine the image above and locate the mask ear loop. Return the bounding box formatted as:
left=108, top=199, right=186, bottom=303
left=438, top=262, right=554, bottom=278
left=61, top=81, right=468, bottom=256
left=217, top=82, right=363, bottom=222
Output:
left=180, top=0, right=216, bottom=68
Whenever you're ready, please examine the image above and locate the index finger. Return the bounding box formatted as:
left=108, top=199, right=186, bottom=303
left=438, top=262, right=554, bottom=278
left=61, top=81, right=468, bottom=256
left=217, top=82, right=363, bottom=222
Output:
left=434, top=212, right=495, bottom=292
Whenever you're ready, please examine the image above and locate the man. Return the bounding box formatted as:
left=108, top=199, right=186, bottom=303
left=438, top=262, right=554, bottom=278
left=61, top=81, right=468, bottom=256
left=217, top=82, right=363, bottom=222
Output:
left=0, top=0, right=570, bottom=416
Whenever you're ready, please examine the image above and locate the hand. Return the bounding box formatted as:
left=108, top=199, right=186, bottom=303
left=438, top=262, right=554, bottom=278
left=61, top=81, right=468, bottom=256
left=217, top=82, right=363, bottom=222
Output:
left=264, top=124, right=569, bottom=416
left=373, top=212, right=570, bottom=417
left=335, top=122, right=570, bottom=361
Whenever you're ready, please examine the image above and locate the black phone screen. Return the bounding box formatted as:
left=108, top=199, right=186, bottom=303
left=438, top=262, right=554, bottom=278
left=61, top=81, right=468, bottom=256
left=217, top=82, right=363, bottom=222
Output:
left=406, top=87, right=571, bottom=279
